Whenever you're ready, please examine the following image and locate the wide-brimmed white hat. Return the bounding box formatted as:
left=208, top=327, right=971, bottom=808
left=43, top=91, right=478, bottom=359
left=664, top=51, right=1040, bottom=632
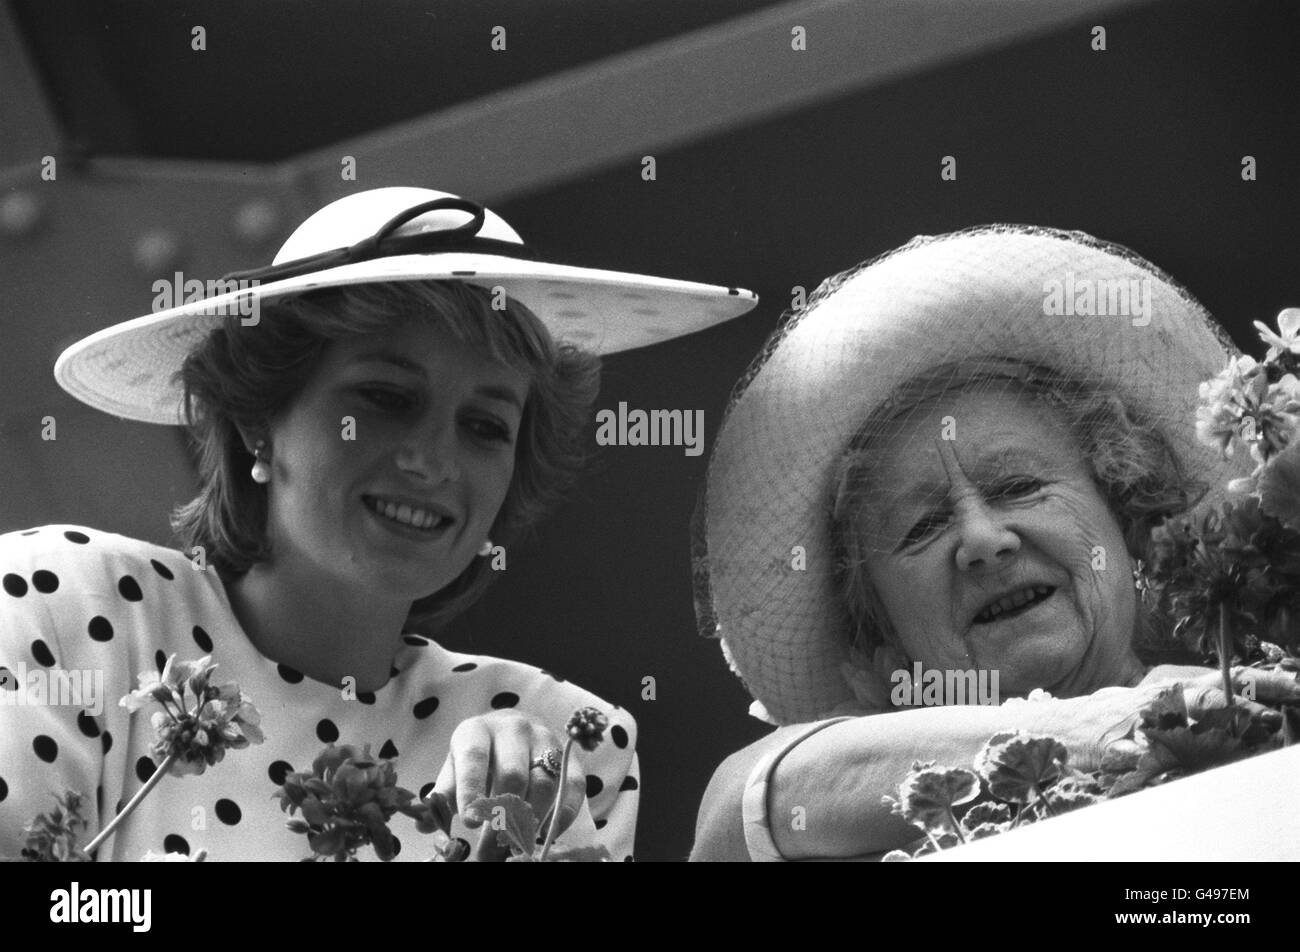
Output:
left=695, top=225, right=1254, bottom=726
left=54, top=186, right=759, bottom=424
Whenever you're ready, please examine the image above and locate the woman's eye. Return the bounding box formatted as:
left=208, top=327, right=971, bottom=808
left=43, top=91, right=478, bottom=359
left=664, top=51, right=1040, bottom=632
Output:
left=903, top=512, right=948, bottom=544
left=994, top=477, right=1044, bottom=499
left=359, top=387, right=413, bottom=411
left=465, top=417, right=513, bottom=444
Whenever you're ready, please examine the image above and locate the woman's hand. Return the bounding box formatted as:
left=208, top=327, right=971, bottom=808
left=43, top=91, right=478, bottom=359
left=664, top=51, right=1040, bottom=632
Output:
left=1139, top=663, right=1299, bottom=722
left=431, top=710, right=586, bottom=860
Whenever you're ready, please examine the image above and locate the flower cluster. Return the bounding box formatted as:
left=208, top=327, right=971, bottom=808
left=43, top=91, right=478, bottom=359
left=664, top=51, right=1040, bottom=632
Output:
left=20, top=790, right=92, bottom=862
left=121, top=655, right=264, bottom=776
left=1143, top=309, right=1300, bottom=661
left=276, top=744, right=443, bottom=862
left=566, top=706, right=609, bottom=751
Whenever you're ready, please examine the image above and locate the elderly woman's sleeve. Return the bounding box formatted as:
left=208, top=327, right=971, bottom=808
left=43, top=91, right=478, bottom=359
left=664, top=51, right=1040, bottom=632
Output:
left=583, top=708, right=639, bottom=861
left=692, top=718, right=855, bottom=862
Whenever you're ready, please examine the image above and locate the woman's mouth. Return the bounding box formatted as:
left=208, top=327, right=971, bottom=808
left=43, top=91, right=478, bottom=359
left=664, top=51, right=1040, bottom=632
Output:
left=362, top=495, right=454, bottom=533
left=972, top=585, right=1056, bottom=625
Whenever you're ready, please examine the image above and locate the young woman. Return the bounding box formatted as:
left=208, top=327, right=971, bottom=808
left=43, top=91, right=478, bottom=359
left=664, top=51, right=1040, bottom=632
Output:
left=0, top=186, right=756, bottom=861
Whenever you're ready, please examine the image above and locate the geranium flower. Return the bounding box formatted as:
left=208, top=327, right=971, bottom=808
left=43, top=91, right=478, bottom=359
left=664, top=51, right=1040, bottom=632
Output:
left=141, top=848, right=208, bottom=862
left=1196, top=356, right=1264, bottom=458
left=566, top=707, right=609, bottom=752
left=1253, top=307, right=1300, bottom=359
left=122, top=656, right=263, bottom=777
left=1258, top=441, right=1300, bottom=532
left=78, top=656, right=262, bottom=857
left=280, top=743, right=438, bottom=862
left=20, top=790, right=91, bottom=862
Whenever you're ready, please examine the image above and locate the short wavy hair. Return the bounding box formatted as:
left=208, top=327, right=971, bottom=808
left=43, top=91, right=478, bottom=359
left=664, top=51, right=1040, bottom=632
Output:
left=171, top=280, right=601, bottom=632
left=829, top=358, right=1204, bottom=662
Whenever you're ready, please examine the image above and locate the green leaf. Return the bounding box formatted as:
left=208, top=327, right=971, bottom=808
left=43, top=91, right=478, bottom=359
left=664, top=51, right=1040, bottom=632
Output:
left=974, top=732, right=1068, bottom=804
left=886, top=766, right=979, bottom=833
left=465, top=793, right=539, bottom=857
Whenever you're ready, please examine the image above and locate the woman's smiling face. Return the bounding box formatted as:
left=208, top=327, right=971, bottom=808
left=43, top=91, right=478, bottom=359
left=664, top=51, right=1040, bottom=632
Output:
left=859, top=387, right=1142, bottom=697
left=259, top=318, right=528, bottom=602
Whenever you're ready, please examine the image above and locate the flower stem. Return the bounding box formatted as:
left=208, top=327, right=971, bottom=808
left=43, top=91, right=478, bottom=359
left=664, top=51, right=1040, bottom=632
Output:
left=537, top=739, right=575, bottom=862
left=1219, top=601, right=1235, bottom=708
left=945, top=808, right=967, bottom=844
left=84, top=753, right=177, bottom=856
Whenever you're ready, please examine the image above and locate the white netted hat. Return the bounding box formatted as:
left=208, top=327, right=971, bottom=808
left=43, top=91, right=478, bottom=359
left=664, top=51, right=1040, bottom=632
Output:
left=54, top=187, right=758, bottom=424
left=693, top=225, right=1254, bottom=726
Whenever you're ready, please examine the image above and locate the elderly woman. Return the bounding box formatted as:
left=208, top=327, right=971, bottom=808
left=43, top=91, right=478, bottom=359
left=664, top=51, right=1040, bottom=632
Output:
left=689, top=226, right=1299, bottom=861
left=0, top=187, right=755, bottom=861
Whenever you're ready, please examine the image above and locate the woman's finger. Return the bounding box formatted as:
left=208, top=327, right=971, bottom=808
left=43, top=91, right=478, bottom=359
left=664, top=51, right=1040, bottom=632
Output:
left=431, top=752, right=458, bottom=816
left=489, top=715, right=533, bottom=800
left=1235, top=667, right=1300, bottom=704
left=1183, top=685, right=1283, bottom=728
left=442, top=717, right=494, bottom=827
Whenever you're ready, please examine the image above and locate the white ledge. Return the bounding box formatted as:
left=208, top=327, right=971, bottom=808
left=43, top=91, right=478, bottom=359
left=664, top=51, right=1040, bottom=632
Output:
left=921, top=745, right=1300, bottom=861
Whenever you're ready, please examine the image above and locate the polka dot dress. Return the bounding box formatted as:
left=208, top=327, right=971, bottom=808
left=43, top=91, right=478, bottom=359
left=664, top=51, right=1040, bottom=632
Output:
left=0, top=527, right=639, bottom=861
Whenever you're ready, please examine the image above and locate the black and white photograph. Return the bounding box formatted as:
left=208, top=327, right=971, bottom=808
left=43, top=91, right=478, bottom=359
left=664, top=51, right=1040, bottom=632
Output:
left=0, top=0, right=1296, bottom=929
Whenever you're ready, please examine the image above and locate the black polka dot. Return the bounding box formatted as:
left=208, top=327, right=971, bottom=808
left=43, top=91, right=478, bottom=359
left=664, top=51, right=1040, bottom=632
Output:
left=0, top=777, right=7, bottom=802
left=192, top=625, right=213, bottom=652
left=278, top=664, right=304, bottom=684
left=403, top=634, right=429, bottom=647
left=3, top=574, right=28, bottom=597
left=452, top=662, right=477, bottom=673
left=155, top=650, right=167, bottom=674
left=316, top=719, right=339, bottom=743
left=623, top=855, right=634, bottom=862
left=379, top=739, right=398, bottom=759
left=0, top=667, right=17, bottom=691
left=31, top=570, right=58, bottom=594
left=117, top=575, right=143, bottom=601
left=490, top=692, right=519, bottom=709
left=163, top=834, right=189, bottom=855
left=610, top=725, right=629, bottom=749
left=619, top=776, right=639, bottom=792
left=268, top=761, right=293, bottom=786
left=63, top=530, right=89, bottom=544
left=413, top=696, right=440, bottom=719
left=357, top=691, right=376, bottom=705
left=215, top=799, right=242, bottom=825
left=586, top=775, right=603, bottom=798
left=418, top=782, right=435, bottom=800
left=136, top=757, right=157, bottom=783
left=101, top=731, right=113, bottom=754
left=77, top=711, right=100, bottom=738
left=150, top=559, right=175, bottom=581
left=31, top=640, right=56, bottom=668
left=88, top=616, right=114, bottom=642
left=594, top=819, right=608, bottom=830
left=33, top=735, right=58, bottom=763
left=115, top=799, right=125, bottom=816
left=389, top=667, right=400, bottom=679
left=391, top=836, right=401, bottom=857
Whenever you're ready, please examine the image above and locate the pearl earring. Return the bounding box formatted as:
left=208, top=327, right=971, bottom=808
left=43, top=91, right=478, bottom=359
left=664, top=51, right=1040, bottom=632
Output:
left=251, top=440, right=271, bottom=484
left=478, top=540, right=494, bottom=557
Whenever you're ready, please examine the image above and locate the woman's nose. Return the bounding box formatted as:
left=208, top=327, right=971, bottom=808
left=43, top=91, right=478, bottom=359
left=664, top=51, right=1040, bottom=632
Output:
left=395, top=418, right=461, bottom=483
left=953, top=499, right=1020, bottom=572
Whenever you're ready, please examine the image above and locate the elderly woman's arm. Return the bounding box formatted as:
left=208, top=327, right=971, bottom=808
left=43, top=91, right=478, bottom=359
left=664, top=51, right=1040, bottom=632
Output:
left=691, top=687, right=1168, bottom=862
left=693, top=668, right=1300, bottom=862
